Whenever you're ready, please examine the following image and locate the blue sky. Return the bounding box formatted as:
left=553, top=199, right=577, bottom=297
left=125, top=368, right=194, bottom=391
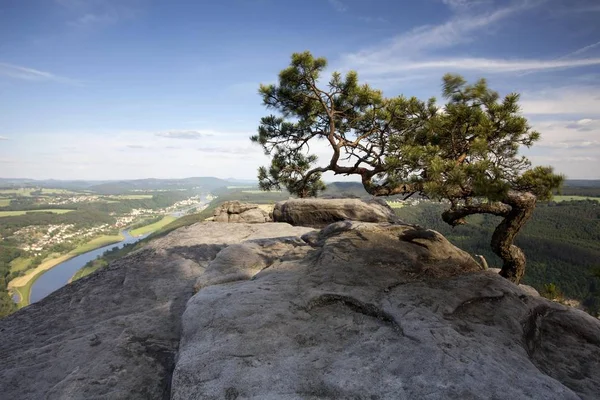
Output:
left=0, top=0, right=599, bottom=180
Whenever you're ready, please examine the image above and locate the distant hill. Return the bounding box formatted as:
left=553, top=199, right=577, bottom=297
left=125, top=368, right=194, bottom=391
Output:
left=562, top=180, right=600, bottom=197
left=564, top=180, right=600, bottom=187
left=0, top=177, right=234, bottom=194
left=320, top=182, right=369, bottom=198
left=88, top=177, right=231, bottom=194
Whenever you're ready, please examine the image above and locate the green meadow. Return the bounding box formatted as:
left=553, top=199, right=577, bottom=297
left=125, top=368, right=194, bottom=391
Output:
left=0, top=209, right=75, bottom=217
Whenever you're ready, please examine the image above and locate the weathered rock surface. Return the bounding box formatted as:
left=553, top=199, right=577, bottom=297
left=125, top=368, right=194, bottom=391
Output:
left=273, top=198, right=401, bottom=227
left=2, top=218, right=599, bottom=400
left=213, top=201, right=272, bottom=223
left=172, top=221, right=600, bottom=400
left=0, top=222, right=313, bottom=400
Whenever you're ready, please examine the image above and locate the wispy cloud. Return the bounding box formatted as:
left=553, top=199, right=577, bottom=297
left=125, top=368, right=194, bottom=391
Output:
left=0, top=136, right=8, bottom=141
left=440, top=0, right=493, bottom=10
left=521, top=87, right=600, bottom=115
left=344, top=0, right=536, bottom=63
left=525, top=117, right=600, bottom=178
left=362, top=57, right=600, bottom=75
left=559, top=40, right=600, bottom=59
left=534, top=119, right=600, bottom=148
left=328, top=0, right=347, bottom=13
left=338, top=0, right=600, bottom=83
left=57, top=0, right=138, bottom=28
left=0, top=62, right=79, bottom=84
left=68, top=12, right=119, bottom=27
left=155, top=130, right=214, bottom=140
left=197, top=146, right=252, bottom=155
left=358, top=16, right=388, bottom=24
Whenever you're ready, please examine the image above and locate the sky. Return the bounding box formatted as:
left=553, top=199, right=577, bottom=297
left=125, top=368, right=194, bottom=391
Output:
left=0, top=0, right=599, bottom=181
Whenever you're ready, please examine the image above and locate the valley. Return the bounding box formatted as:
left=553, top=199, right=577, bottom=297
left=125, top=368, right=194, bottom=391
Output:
left=0, top=178, right=223, bottom=314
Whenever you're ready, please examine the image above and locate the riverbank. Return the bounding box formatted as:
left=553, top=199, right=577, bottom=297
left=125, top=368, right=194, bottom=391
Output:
left=130, top=215, right=176, bottom=237
left=8, top=234, right=125, bottom=308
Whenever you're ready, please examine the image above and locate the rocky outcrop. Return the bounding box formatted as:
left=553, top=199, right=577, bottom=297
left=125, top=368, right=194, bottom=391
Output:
left=1, top=219, right=599, bottom=399
left=273, top=197, right=401, bottom=227
left=172, top=221, right=600, bottom=400
left=212, top=201, right=272, bottom=223
left=0, top=222, right=313, bottom=400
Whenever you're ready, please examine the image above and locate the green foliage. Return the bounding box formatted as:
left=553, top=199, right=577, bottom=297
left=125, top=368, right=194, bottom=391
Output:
left=252, top=51, right=563, bottom=203
left=251, top=51, right=392, bottom=197
left=252, top=51, right=564, bottom=284
left=540, top=283, right=562, bottom=300
left=0, top=245, right=21, bottom=318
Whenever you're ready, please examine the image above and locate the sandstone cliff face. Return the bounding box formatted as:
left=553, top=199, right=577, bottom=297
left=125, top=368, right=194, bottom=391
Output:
left=1, top=205, right=599, bottom=399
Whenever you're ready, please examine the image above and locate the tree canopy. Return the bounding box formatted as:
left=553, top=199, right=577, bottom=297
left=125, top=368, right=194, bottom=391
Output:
left=251, top=51, right=563, bottom=284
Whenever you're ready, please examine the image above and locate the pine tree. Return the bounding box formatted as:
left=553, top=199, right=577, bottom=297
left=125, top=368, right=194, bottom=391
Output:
left=251, top=52, right=563, bottom=284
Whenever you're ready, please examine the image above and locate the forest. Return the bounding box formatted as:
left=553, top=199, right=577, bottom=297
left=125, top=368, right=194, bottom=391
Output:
left=393, top=199, right=600, bottom=315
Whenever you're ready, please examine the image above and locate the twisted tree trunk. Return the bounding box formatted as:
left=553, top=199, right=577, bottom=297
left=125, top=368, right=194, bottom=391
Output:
left=442, top=190, right=536, bottom=285
left=492, top=191, right=536, bottom=284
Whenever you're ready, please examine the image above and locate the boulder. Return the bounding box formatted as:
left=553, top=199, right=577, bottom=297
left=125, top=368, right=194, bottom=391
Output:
left=212, top=201, right=271, bottom=223
left=273, top=198, right=402, bottom=227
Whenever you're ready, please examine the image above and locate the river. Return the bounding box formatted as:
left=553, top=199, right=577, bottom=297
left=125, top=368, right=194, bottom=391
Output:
left=29, top=230, right=147, bottom=304
left=27, top=196, right=212, bottom=304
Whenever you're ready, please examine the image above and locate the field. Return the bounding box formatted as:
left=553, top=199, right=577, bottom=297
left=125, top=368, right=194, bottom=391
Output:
left=9, top=257, right=31, bottom=273
left=0, top=188, right=78, bottom=196
left=0, top=198, right=10, bottom=207
left=241, top=190, right=282, bottom=194
left=114, top=194, right=154, bottom=200
left=72, top=234, right=125, bottom=254
left=0, top=209, right=75, bottom=217
left=552, top=195, right=600, bottom=202
left=130, top=216, right=177, bottom=237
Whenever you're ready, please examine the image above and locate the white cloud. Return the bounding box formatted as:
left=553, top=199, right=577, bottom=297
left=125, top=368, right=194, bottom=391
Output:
left=0, top=128, right=269, bottom=180
left=68, top=12, right=118, bottom=27
left=328, top=0, right=347, bottom=13
left=155, top=130, right=214, bottom=140
left=559, top=40, right=600, bottom=59
left=440, top=0, right=493, bottom=10
left=349, top=57, right=600, bottom=76
left=0, top=136, right=8, bottom=141
left=520, top=87, right=600, bottom=115
left=0, top=62, right=79, bottom=84
left=57, top=0, right=139, bottom=28
left=521, top=117, right=600, bottom=178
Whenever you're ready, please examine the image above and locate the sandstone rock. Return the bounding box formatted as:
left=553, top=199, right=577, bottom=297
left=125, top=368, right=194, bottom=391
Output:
left=212, top=201, right=272, bottom=223
left=172, top=221, right=600, bottom=400
left=273, top=197, right=402, bottom=227
left=0, top=222, right=313, bottom=400
left=488, top=268, right=540, bottom=296
left=238, top=207, right=270, bottom=223
left=2, top=220, right=599, bottom=400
